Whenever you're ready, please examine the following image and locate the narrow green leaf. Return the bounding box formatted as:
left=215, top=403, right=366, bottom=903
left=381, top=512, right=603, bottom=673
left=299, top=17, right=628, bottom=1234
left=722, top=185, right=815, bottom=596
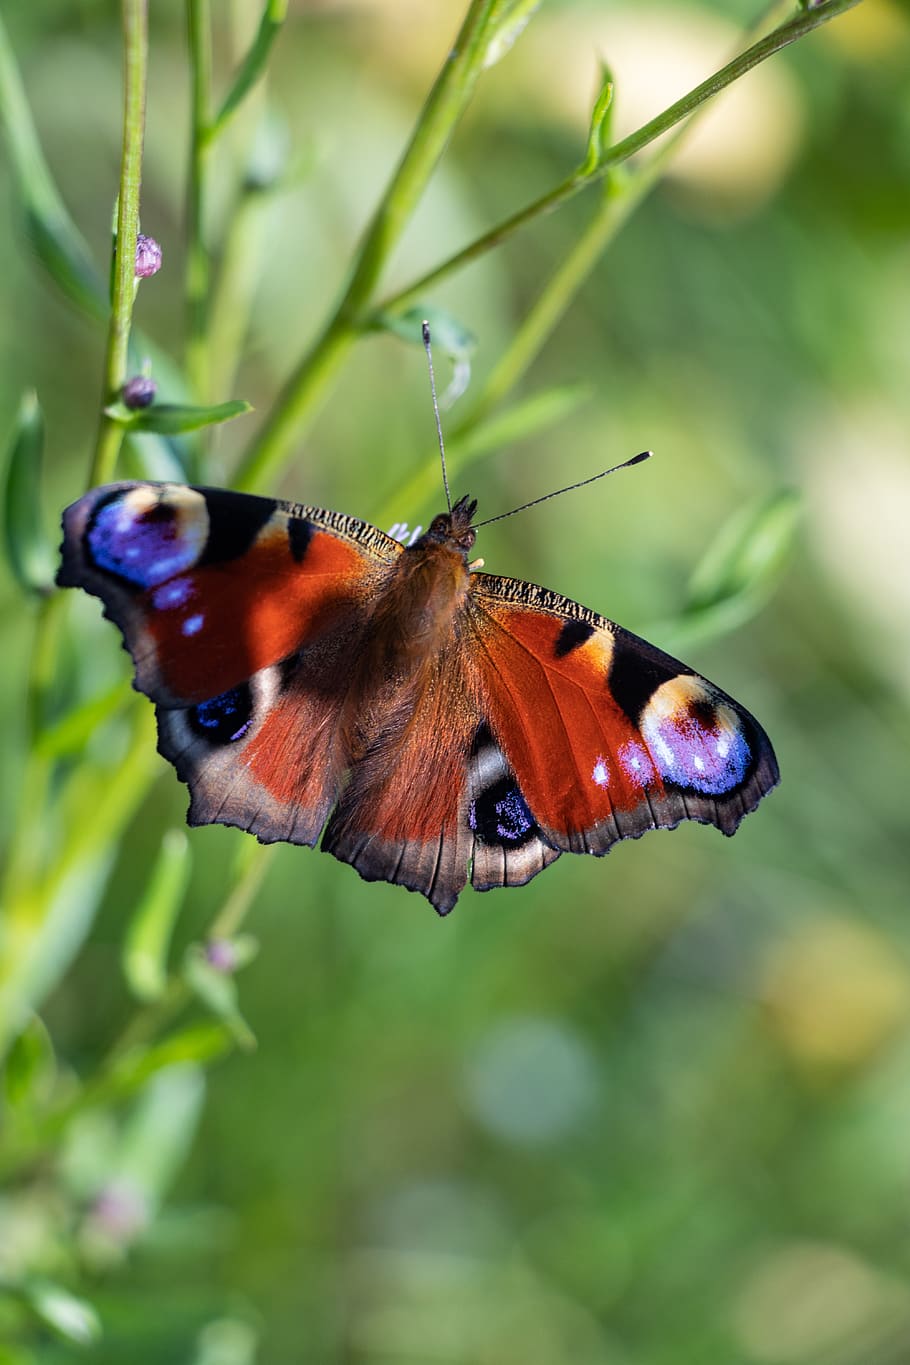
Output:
left=25, top=1282, right=101, bottom=1346
left=654, top=488, right=801, bottom=652
left=453, top=384, right=591, bottom=460
left=207, top=0, right=289, bottom=143
left=184, top=947, right=256, bottom=1051
left=378, top=305, right=477, bottom=362
left=3, top=391, right=54, bottom=594
left=3, top=1013, right=55, bottom=1109
left=97, top=1025, right=232, bottom=1108
left=0, top=14, right=105, bottom=318
left=113, top=1064, right=206, bottom=1207
left=123, top=831, right=192, bottom=1002
left=104, top=399, right=252, bottom=435
left=35, top=679, right=134, bottom=760
left=482, top=0, right=540, bottom=69
left=378, top=385, right=590, bottom=528
left=579, top=66, right=614, bottom=177
left=685, top=488, right=802, bottom=612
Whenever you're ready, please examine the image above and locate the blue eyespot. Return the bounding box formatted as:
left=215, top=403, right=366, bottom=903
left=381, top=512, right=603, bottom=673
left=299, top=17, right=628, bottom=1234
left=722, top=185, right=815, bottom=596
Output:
left=188, top=685, right=253, bottom=745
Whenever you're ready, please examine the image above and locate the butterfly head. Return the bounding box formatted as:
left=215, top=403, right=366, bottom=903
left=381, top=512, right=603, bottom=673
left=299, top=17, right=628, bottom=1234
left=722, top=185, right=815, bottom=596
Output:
left=411, top=494, right=477, bottom=557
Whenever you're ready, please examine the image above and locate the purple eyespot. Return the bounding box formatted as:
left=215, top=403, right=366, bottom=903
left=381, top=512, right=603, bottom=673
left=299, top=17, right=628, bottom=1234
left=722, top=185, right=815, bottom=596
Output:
left=642, top=694, right=750, bottom=796
left=87, top=490, right=206, bottom=587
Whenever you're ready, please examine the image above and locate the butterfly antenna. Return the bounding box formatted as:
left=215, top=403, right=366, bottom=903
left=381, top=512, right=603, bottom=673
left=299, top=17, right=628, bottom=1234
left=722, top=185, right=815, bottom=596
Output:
left=422, top=321, right=452, bottom=514
left=472, top=451, right=652, bottom=530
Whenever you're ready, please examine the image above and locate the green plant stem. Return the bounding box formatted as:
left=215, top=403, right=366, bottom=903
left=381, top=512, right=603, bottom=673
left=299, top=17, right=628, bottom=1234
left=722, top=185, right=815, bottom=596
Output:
left=205, top=0, right=287, bottom=144
left=374, top=0, right=863, bottom=320
left=206, top=2, right=268, bottom=399
left=208, top=844, right=274, bottom=940
left=186, top=0, right=213, bottom=399
left=234, top=0, right=501, bottom=493
left=89, top=0, right=149, bottom=488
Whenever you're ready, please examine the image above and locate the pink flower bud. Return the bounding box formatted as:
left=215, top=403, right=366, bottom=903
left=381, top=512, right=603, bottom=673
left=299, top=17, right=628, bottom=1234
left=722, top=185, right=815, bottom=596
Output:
left=135, top=233, right=162, bottom=278
left=205, top=938, right=237, bottom=973
left=121, top=375, right=157, bottom=409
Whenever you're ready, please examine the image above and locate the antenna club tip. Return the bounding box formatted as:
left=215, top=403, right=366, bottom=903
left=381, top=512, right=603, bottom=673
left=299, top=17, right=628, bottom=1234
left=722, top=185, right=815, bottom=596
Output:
left=630, top=450, right=652, bottom=466
left=421, top=320, right=431, bottom=344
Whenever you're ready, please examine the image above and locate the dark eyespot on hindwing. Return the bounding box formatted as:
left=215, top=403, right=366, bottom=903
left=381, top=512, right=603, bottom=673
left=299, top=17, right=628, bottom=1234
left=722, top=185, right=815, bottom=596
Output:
left=470, top=776, right=539, bottom=847
left=469, top=726, right=541, bottom=850
left=188, top=683, right=254, bottom=745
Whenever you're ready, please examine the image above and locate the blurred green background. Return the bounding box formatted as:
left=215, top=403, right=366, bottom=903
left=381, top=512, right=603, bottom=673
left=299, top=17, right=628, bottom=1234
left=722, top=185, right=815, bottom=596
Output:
left=2, top=1, right=910, bottom=1362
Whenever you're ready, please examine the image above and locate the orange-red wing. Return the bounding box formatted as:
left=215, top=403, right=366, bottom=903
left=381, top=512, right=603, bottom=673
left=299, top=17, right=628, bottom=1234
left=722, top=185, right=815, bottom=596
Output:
left=58, top=482, right=400, bottom=706
left=470, top=574, right=779, bottom=854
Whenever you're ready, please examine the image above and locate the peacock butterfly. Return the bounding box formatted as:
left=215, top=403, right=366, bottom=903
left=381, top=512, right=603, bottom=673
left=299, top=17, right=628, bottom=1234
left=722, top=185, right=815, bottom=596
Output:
left=57, top=465, right=779, bottom=914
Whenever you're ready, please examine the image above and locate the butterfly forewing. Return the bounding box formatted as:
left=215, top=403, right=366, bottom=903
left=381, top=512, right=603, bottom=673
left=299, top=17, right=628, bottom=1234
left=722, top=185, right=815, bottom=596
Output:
left=58, top=482, right=400, bottom=706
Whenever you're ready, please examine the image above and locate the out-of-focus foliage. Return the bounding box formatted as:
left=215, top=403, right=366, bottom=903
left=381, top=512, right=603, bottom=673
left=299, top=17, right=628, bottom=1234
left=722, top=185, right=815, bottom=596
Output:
left=1, top=1, right=909, bottom=1362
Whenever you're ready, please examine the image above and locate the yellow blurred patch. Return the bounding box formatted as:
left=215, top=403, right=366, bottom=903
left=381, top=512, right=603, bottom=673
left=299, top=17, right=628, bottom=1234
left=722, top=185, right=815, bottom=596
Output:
left=760, top=917, right=910, bottom=1069
left=732, top=1240, right=910, bottom=1363
left=823, top=0, right=910, bottom=60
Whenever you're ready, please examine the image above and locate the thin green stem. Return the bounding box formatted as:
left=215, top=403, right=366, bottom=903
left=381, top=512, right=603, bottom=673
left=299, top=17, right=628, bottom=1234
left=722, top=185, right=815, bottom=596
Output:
left=233, top=318, right=354, bottom=492
left=233, top=0, right=500, bottom=493
left=186, top=0, right=213, bottom=399
left=89, top=0, right=149, bottom=487
left=206, top=2, right=279, bottom=402
left=374, top=0, right=863, bottom=320
left=204, top=0, right=288, bottom=145
left=208, top=844, right=274, bottom=940
left=472, top=174, right=637, bottom=425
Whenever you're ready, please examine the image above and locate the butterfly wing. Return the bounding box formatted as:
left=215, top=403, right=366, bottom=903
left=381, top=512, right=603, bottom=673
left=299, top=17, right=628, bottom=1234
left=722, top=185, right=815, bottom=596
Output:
left=320, top=640, right=480, bottom=914
left=466, top=573, right=778, bottom=881
left=58, top=481, right=402, bottom=845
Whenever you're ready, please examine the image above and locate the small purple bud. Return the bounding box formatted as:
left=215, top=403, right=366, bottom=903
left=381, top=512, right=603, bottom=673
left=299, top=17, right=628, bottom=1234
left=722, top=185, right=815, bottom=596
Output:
left=90, top=1181, right=147, bottom=1244
left=135, top=233, right=162, bottom=278
left=121, top=375, right=157, bottom=409
left=205, top=938, right=237, bottom=974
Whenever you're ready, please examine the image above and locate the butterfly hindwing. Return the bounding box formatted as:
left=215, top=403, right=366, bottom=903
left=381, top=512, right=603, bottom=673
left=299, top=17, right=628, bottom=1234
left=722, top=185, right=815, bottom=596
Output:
left=469, top=573, right=778, bottom=864
left=468, top=723, right=561, bottom=893
left=157, top=645, right=355, bottom=849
